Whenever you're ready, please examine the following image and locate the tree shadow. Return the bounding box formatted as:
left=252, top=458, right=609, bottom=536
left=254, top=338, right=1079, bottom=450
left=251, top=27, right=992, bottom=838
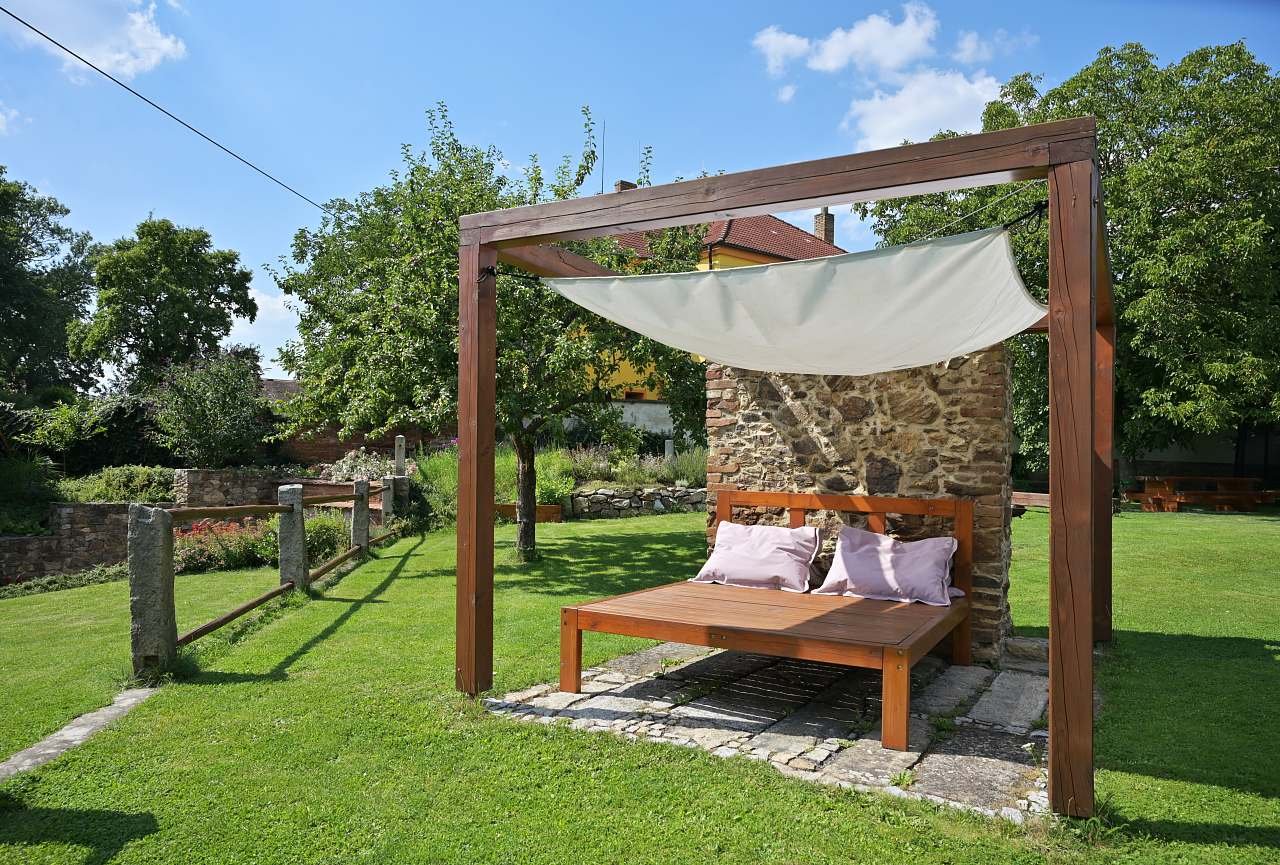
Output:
left=494, top=526, right=706, bottom=598
left=0, top=792, right=157, bottom=865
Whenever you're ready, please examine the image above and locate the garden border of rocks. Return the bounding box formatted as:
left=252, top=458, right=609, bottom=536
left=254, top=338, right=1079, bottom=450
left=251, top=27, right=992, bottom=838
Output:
left=567, top=485, right=706, bottom=519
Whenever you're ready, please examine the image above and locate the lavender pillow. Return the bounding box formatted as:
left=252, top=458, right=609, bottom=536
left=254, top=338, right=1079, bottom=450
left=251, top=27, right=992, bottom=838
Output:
left=813, top=525, right=957, bottom=606
left=691, top=521, right=819, bottom=593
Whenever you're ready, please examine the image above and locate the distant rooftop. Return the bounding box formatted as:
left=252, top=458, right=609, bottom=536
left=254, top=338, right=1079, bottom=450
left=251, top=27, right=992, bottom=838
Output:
left=261, top=378, right=301, bottom=402
left=615, top=214, right=844, bottom=262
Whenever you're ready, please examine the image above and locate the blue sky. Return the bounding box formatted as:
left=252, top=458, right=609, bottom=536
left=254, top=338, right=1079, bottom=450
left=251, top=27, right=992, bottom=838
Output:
left=2, top=1, right=1277, bottom=376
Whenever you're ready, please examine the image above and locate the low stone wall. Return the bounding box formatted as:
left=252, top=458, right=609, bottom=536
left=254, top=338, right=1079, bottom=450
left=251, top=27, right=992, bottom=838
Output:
left=569, top=486, right=706, bottom=519
left=173, top=469, right=284, bottom=508
left=0, top=503, right=136, bottom=584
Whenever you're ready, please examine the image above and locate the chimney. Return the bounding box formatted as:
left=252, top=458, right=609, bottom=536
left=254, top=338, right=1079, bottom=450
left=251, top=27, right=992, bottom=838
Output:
left=614, top=179, right=638, bottom=193
left=814, top=206, right=835, bottom=244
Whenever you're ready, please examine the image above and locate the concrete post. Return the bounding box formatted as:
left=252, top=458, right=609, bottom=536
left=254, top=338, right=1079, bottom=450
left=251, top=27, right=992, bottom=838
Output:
left=381, top=475, right=395, bottom=524
left=394, top=435, right=406, bottom=476
left=278, top=483, right=307, bottom=590
left=128, top=504, right=176, bottom=676
left=664, top=438, right=676, bottom=460
left=352, top=479, right=370, bottom=552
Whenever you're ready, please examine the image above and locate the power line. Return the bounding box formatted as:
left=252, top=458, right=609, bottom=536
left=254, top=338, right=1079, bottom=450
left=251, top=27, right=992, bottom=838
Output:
left=0, top=4, right=331, bottom=215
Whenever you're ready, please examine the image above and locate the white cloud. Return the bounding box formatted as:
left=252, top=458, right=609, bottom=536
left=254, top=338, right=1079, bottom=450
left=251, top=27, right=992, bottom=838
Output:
left=0, top=103, right=20, bottom=135
left=952, top=28, right=1038, bottom=65
left=2, top=1, right=186, bottom=81
left=806, top=2, right=938, bottom=76
left=776, top=84, right=797, bottom=104
left=226, top=287, right=299, bottom=376
left=844, top=69, right=1000, bottom=151
left=951, top=31, right=992, bottom=64
left=752, top=25, right=810, bottom=77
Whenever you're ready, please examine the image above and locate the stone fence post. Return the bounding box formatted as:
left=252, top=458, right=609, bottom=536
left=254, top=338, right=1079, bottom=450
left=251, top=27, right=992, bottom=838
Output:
left=351, top=479, right=369, bottom=553
left=394, top=435, right=406, bottom=476
left=381, top=475, right=395, bottom=523
left=128, top=504, right=176, bottom=676
left=278, top=483, right=306, bottom=590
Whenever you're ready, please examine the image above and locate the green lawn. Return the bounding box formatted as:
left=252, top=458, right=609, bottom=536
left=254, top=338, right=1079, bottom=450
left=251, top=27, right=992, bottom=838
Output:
left=1008, top=508, right=1280, bottom=855
left=0, top=567, right=282, bottom=759
left=0, top=510, right=1276, bottom=863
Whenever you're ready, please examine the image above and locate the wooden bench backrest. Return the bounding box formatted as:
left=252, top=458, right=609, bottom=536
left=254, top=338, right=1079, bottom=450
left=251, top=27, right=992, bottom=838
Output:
left=712, top=490, right=974, bottom=595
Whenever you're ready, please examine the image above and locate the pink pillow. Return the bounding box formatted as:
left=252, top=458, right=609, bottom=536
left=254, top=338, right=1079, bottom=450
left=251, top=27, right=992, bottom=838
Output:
left=691, top=521, right=819, bottom=593
left=813, top=525, right=957, bottom=605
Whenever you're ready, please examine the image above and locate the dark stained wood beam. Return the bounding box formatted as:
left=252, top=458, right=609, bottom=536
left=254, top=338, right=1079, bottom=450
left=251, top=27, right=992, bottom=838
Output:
left=463, top=118, right=1097, bottom=248
left=1047, top=157, right=1097, bottom=817
left=1092, top=176, right=1115, bottom=644
left=496, top=244, right=618, bottom=278
left=456, top=242, right=497, bottom=695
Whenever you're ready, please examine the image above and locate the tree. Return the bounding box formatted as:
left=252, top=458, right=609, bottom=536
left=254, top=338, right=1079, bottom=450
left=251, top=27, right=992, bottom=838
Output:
left=0, top=166, right=98, bottom=398
left=856, top=43, right=1280, bottom=475
left=275, top=105, right=703, bottom=559
left=151, top=346, right=272, bottom=468
left=72, top=218, right=256, bottom=390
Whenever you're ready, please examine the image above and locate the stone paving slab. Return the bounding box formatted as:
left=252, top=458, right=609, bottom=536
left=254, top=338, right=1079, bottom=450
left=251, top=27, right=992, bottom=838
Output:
left=601, top=642, right=714, bottom=678
left=912, top=665, right=996, bottom=717
left=912, top=727, right=1039, bottom=810
left=964, top=671, right=1049, bottom=732
left=486, top=646, right=1052, bottom=821
left=0, top=687, right=156, bottom=781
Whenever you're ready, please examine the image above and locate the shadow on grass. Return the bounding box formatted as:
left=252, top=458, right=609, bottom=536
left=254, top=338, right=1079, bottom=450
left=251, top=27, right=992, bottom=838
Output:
left=188, top=538, right=425, bottom=687
left=0, top=791, right=156, bottom=865
left=494, top=526, right=706, bottom=598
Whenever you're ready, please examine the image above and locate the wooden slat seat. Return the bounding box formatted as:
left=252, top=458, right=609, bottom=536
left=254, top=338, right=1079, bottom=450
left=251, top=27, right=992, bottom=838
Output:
left=560, top=490, right=974, bottom=751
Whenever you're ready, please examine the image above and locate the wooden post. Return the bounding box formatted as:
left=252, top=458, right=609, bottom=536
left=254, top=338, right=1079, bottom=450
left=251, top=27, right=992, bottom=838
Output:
left=560, top=607, right=581, bottom=693
left=1094, top=321, right=1115, bottom=643
left=457, top=241, right=497, bottom=695
left=880, top=647, right=910, bottom=751
left=1047, top=158, right=1097, bottom=817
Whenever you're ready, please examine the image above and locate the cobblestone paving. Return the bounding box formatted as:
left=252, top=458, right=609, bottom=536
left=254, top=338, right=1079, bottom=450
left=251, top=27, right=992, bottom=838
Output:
left=486, top=643, right=1051, bottom=821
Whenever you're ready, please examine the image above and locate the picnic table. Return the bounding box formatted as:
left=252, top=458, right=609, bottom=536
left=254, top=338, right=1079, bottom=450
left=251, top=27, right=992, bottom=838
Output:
left=1129, top=476, right=1274, bottom=513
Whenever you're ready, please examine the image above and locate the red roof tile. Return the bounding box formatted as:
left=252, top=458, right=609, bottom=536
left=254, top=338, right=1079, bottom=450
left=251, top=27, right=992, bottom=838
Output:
left=615, top=214, right=844, bottom=263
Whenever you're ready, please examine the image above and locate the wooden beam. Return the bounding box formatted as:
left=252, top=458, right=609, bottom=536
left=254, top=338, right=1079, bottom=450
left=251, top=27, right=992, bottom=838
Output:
left=497, top=244, right=618, bottom=278
left=457, top=242, right=497, bottom=695
left=463, top=118, right=1097, bottom=247
left=1047, top=158, right=1097, bottom=817
left=1093, top=173, right=1115, bottom=644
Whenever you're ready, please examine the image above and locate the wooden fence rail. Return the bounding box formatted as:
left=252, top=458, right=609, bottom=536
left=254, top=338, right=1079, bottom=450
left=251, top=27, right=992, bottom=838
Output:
left=166, top=504, right=293, bottom=521
left=176, top=582, right=295, bottom=646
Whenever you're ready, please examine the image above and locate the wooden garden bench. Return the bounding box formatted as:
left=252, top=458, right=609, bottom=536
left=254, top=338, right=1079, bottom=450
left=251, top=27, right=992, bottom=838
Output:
left=559, top=490, right=974, bottom=751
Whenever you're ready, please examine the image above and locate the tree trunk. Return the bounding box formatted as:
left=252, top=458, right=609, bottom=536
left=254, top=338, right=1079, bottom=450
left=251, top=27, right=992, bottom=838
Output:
left=512, top=433, right=538, bottom=562
left=1233, top=424, right=1250, bottom=477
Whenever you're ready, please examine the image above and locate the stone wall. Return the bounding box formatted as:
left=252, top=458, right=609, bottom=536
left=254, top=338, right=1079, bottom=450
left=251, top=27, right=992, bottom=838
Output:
left=705, top=348, right=1013, bottom=662
left=569, top=486, right=707, bottom=519
left=0, top=503, right=133, bottom=584
left=173, top=469, right=283, bottom=508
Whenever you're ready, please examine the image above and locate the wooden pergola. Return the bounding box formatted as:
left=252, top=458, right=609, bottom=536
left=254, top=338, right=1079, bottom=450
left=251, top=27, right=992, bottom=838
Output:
left=455, top=117, right=1114, bottom=818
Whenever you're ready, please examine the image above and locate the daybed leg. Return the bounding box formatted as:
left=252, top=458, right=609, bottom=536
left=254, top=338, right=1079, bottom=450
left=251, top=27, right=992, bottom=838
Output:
left=881, top=647, right=910, bottom=751
left=560, top=607, right=581, bottom=693
left=951, top=617, right=972, bottom=666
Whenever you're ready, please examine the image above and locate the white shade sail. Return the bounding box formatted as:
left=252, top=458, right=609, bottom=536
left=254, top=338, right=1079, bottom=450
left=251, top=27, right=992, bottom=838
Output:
left=547, top=227, right=1046, bottom=376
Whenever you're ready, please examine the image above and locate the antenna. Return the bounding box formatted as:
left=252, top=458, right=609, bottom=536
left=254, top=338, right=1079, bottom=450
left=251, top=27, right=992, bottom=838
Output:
left=600, top=118, right=606, bottom=194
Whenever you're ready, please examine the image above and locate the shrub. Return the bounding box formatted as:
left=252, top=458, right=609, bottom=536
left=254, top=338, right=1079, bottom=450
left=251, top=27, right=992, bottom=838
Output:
left=303, top=512, right=348, bottom=566
left=174, top=519, right=275, bottom=574
left=611, top=453, right=666, bottom=487
left=0, top=453, right=60, bottom=535
left=567, top=445, right=613, bottom=483
left=534, top=449, right=575, bottom=504
left=324, top=448, right=393, bottom=482
left=57, top=466, right=174, bottom=503
left=658, top=447, right=707, bottom=487
left=416, top=445, right=459, bottom=527
left=151, top=349, right=273, bottom=468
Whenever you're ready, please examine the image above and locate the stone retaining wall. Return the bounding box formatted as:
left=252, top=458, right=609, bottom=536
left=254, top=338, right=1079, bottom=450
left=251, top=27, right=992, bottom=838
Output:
left=0, top=503, right=135, bottom=584
left=705, top=348, right=1013, bottom=662
left=569, top=486, right=707, bottom=519
left=173, top=469, right=284, bottom=508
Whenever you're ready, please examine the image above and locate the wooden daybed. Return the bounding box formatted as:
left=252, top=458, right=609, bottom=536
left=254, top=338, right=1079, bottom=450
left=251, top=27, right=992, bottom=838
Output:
left=559, top=490, right=974, bottom=751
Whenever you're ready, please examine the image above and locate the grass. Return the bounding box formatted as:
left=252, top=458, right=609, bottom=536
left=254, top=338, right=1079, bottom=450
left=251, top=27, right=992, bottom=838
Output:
left=1008, top=507, right=1280, bottom=858
left=0, top=566, right=282, bottom=758
left=0, top=509, right=1276, bottom=863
